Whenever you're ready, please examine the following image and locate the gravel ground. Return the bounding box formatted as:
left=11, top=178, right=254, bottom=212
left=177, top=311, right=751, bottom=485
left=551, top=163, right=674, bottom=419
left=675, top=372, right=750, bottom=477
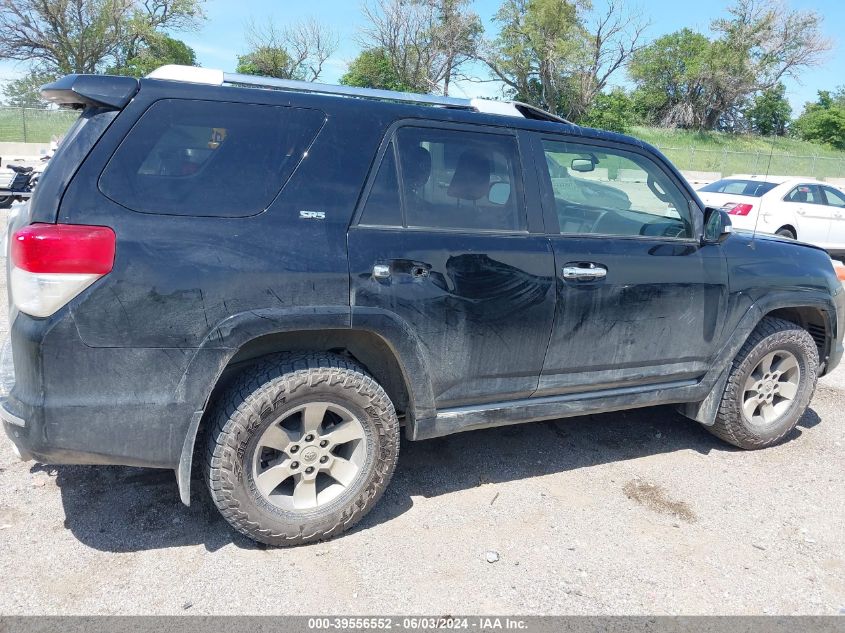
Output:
left=0, top=207, right=843, bottom=615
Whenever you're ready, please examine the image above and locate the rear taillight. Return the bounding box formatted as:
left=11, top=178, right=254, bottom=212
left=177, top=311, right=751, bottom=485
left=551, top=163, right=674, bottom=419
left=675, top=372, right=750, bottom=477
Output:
left=723, top=203, right=754, bottom=216
left=10, top=223, right=115, bottom=318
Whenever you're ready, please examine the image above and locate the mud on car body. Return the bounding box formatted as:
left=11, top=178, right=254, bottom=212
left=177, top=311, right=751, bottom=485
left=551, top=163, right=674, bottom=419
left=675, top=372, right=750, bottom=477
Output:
left=2, top=66, right=843, bottom=546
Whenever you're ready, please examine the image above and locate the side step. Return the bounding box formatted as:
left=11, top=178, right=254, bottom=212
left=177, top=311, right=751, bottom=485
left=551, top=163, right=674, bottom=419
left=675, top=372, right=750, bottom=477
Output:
left=410, top=379, right=702, bottom=440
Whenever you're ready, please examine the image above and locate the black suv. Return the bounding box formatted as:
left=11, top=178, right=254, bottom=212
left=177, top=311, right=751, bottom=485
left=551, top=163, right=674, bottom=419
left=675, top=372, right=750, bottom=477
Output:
left=2, top=66, right=842, bottom=546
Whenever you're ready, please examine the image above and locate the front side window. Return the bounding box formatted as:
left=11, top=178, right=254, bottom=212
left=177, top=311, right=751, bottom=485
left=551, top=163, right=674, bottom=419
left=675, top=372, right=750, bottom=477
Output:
left=100, top=99, right=325, bottom=217
left=359, top=126, right=526, bottom=232
left=541, top=140, right=693, bottom=239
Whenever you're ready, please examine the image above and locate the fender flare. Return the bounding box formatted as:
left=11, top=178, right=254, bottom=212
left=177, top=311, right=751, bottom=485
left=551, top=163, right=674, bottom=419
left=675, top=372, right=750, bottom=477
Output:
left=174, top=305, right=435, bottom=505
left=680, top=290, right=836, bottom=425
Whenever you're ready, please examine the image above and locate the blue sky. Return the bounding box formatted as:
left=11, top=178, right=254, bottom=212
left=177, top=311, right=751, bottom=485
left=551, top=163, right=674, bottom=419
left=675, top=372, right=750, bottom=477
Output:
left=2, top=0, right=843, bottom=112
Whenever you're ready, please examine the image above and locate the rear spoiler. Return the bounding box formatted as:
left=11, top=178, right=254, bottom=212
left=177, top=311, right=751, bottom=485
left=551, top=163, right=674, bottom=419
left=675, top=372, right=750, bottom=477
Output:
left=40, top=74, right=139, bottom=109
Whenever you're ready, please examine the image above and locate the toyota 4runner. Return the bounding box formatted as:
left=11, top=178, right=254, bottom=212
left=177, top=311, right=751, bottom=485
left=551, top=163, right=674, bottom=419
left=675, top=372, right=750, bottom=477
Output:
left=2, top=66, right=842, bottom=546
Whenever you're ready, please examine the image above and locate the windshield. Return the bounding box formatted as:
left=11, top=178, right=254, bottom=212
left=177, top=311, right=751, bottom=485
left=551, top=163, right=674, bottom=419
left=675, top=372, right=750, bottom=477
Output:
left=699, top=179, right=778, bottom=197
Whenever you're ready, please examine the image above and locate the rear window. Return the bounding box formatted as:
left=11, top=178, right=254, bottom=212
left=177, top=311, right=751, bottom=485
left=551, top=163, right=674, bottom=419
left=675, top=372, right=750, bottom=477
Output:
left=699, top=179, right=778, bottom=197
left=99, top=99, right=325, bottom=217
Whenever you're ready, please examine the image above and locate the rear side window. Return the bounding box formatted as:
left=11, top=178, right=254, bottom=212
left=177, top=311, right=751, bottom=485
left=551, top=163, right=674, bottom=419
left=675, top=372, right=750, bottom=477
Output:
left=99, top=99, right=324, bottom=217
left=359, top=142, right=402, bottom=226
left=358, top=125, right=526, bottom=232
left=699, top=179, right=778, bottom=197
left=396, top=127, right=525, bottom=231
left=784, top=184, right=822, bottom=204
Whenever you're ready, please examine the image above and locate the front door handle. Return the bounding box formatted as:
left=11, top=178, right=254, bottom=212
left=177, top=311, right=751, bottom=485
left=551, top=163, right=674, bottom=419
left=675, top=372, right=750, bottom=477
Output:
left=562, top=263, right=607, bottom=281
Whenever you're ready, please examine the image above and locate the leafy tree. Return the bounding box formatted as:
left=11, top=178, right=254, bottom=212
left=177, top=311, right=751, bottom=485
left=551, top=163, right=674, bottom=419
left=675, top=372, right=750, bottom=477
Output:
left=580, top=89, right=636, bottom=133
left=236, top=47, right=297, bottom=80
left=108, top=34, right=196, bottom=77
left=482, top=0, right=647, bottom=121
left=745, top=83, right=792, bottom=136
left=340, top=48, right=414, bottom=92
left=1, top=70, right=58, bottom=108
left=236, top=18, right=338, bottom=82
left=358, top=0, right=481, bottom=95
left=629, top=29, right=711, bottom=127
left=629, top=0, right=829, bottom=131
left=793, top=90, right=845, bottom=149
left=0, top=0, right=205, bottom=75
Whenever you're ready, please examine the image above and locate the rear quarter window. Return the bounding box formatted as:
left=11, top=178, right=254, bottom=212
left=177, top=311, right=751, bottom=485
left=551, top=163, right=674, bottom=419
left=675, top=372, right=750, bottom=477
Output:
left=98, top=99, right=325, bottom=217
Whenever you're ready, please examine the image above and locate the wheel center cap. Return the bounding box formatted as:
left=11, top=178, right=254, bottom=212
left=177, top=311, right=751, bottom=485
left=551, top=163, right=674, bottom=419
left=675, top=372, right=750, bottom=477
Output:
left=763, top=380, right=774, bottom=393
left=301, top=447, right=319, bottom=463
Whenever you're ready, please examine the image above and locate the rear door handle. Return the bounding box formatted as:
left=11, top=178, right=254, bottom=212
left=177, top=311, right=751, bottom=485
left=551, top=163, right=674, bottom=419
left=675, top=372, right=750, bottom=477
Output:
left=562, top=263, right=607, bottom=281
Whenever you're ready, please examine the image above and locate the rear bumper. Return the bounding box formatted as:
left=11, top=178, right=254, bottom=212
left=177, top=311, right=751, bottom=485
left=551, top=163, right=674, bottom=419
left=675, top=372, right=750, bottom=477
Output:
left=1, top=399, right=32, bottom=461
left=2, top=310, right=227, bottom=467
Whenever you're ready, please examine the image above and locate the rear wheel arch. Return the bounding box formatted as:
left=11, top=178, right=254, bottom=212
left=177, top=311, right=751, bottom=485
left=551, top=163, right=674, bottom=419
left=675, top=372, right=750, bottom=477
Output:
left=180, top=327, right=424, bottom=506
left=217, top=329, right=414, bottom=417
left=775, top=225, right=797, bottom=239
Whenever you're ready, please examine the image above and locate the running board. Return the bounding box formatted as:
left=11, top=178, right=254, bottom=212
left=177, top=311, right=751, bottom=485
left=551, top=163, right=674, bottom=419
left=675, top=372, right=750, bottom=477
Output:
left=409, top=379, right=701, bottom=440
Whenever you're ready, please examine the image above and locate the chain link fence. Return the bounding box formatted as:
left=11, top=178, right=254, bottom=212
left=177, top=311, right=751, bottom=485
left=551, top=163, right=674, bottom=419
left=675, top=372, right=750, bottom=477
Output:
left=0, top=106, right=78, bottom=143
left=651, top=145, right=845, bottom=181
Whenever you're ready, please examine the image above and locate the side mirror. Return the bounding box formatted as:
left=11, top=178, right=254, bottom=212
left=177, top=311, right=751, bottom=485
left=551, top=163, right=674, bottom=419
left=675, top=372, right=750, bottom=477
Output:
left=488, top=181, right=511, bottom=205
left=703, top=206, right=733, bottom=244
left=570, top=158, right=595, bottom=173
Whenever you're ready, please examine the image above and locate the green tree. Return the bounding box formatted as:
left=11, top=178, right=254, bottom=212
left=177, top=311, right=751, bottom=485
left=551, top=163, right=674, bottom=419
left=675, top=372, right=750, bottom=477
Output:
left=358, top=0, right=482, bottom=95
left=340, top=48, right=414, bottom=91
left=793, top=90, right=845, bottom=149
left=745, top=83, right=792, bottom=136
left=236, top=47, right=297, bottom=80
left=482, top=0, right=647, bottom=121
left=236, top=18, right=338, bottom=82
left=1, top=70, right=58, bottom=108
left=108, top=35, right=196, bottom=77
left=580, top=89, right=636, bottom=133
left=0, top=0, right=205, bottom=75
left=629, top=0, right=829, bottom=131
left=629, top=29, right=712, bottom=127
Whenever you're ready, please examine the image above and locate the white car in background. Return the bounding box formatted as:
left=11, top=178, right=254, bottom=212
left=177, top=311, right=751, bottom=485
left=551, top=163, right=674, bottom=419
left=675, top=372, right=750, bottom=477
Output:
left=696, top=175, right=845, bottom=253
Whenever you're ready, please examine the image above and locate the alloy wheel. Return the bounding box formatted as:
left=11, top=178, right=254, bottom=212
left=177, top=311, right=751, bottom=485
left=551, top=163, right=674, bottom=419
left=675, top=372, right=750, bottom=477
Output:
left=252, top=402, right=367, bottom=511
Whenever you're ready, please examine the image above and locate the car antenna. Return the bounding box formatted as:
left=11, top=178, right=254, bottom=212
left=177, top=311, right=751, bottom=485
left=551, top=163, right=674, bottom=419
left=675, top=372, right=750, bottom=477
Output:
left=751, top=130, right=779, bottom=246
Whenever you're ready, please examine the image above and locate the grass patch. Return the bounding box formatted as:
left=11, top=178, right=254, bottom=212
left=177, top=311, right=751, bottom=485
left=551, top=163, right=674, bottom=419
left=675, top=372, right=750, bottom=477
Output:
left=633, top=126, right=845, bottom=179
left=0, top=107, right=78, bottom=143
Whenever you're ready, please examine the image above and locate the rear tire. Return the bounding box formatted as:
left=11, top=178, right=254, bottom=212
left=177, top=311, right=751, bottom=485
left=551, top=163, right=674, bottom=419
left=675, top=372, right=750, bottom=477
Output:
left=0, top=196, right=13, bottom=209
left=775, top=227, right=796, bottom=239
left=708, top=317, right=818, bottom=449
left=205, top=352, right=400, bottom=546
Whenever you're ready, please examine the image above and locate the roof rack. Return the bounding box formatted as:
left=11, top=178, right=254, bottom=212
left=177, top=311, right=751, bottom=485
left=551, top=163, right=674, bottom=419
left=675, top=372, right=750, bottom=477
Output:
left=146, top=65, right=573, bottom=124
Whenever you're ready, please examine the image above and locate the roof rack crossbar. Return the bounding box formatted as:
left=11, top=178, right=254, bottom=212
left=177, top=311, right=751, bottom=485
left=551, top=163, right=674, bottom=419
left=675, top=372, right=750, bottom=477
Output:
left=222, top=72, right=475, bottom=109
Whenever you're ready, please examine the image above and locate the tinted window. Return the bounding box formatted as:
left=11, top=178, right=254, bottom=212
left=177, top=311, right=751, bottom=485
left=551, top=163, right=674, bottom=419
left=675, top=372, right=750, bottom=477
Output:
left=394, top=127, right=525, bottom=231
left=359, top=142, right=402, bottom=226
left=100, top=99, right=324, bottom=217
left=784, top=184, right=822, bottom=204
left=699, top=179, right=778, bottom=197
left=541, top=140, right=693, bottom=239
left=823, top=186, right=845, bottom=208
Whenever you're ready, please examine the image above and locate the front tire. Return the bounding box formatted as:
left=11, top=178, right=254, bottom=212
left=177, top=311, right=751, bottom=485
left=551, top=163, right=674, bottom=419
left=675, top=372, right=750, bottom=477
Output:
left=709, top=317, right=818, bottom=449
left=775, top=227, right=796, bottom=239
left=205, top=352, right=400, bottom=546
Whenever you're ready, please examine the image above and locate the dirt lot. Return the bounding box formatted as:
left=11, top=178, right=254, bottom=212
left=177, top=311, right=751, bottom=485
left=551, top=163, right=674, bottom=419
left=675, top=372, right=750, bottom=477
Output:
left=0, top=208, right=843, bottom=615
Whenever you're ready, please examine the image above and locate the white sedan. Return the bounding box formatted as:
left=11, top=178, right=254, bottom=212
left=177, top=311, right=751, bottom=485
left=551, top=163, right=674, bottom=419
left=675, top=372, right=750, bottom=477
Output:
left=697, top=175, right=845, bottom=253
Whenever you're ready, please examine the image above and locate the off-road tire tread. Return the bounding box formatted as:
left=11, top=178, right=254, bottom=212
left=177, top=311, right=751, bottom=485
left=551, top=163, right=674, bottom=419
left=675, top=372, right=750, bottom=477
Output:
left=709, top=316, right=818, bottom=450
left=204, top=351, right=400, bottom=546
